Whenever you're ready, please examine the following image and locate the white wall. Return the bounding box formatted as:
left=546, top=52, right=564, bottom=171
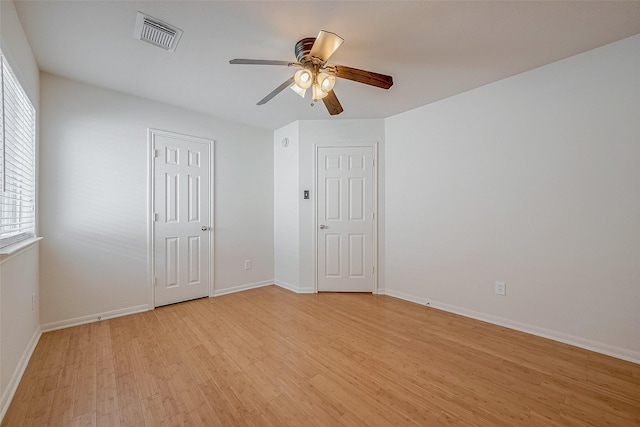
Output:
left=0, top=1, right=38, bottom=103
left=385, top=34, right=640, bottom=361
left=0, top=0, right=41, bottom=419
left=0, top=247, right=40, bottom=409
left=39, top=73, right=274, bottom=327
left=273, top=122, right=300, bottom=291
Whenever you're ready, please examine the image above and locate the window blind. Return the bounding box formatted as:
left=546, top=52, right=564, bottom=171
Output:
left=0, top=53, right=36, bottom=248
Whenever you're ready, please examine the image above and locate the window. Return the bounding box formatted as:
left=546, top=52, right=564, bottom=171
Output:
left=0, top=51, right=36, bottom=248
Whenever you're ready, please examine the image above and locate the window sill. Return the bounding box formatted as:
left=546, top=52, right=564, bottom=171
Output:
left=0, top=237, right=43, bottom=257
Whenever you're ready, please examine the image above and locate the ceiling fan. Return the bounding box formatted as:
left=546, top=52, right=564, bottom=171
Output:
left=229, top=31, right=393, bottom=116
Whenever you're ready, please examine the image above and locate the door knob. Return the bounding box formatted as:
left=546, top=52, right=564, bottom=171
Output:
left=319, top=224, right=327, bottom=229
left=201, top=226, right=209, bottom=231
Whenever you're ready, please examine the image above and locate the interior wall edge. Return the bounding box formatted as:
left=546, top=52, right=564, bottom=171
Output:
left=40, top=304, right=149, bottom=333
left=273, top=280, right=300, bottom=293
left=382, top=288, right=640, bottom=365
left=0, top=327, right=41, bottom=424
left=211, top=280, right=273, bottom=298
left=37, top=280, right=299, bottom=335
left=273, top=281, right=315, bottom=294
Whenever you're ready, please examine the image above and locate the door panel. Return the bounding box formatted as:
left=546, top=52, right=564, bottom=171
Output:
left=188, top=236, right=201, bottom=283
left=349, top=234, right=365, bottom=277
left=325, top=178, right=341, bottom=220
left=325, top=233, right=342, bottom=277
left=165, top=237, right=179, bottom=287
left=349, top=177, right=365, bottom=220
left=188, top=175, right=200, bottom=222
left=153, top=131, right=211, bottom=307
left=317, top=146, right=375, bottom=292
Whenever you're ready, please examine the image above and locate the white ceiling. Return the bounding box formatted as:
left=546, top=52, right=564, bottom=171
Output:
left=13, top=1, right=640, bottom=130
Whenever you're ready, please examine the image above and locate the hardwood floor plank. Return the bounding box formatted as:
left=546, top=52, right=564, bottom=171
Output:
left=45, top=329, right=79, bottom=425
left=96, top=411, right=122, bottom=427
left=3, top=286, right=639, bottom=426
left=72, top=324, right=97, bottom=421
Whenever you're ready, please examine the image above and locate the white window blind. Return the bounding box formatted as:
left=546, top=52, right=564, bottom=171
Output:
left=0, top=52, right=36, bottom=248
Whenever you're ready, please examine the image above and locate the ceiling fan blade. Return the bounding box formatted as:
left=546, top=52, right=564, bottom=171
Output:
left=322, top=90, right=344, bottom=116
left=309, top=31, right=344, bottom=63
left=333, top=65, right=393, bottom=89
left=257, top=76, right=295, bottom=105
left=230, top=59, right=296, bottom=66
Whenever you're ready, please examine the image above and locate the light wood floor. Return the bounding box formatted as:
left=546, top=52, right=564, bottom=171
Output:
left=3, top=286, right=639, bottom=426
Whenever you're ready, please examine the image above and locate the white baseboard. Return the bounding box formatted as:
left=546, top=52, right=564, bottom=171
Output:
left=273, top=280, right=316, bottom=294
left=273, top=280, right=298, bottom=293
left=383, top=289, right=428, bottom=305
left=0, top=327, right=41, bottom=422
left=381, top=289, right=640, bottom=365
left=212, top=280, right=273, bottom=297
left=40, top=304, right=150, bottom=333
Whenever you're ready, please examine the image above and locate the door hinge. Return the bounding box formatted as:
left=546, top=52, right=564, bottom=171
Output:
left=154, top=149, right=160, bottom=158
left=154, top=277, right=158, bottom=286
left=154, top=213, right=159, bottom=222
left=372, top=212, right=375, bottom=220
left=373, top=266, right=375, bottom=275
left=372, top=158, right=375, bottom=167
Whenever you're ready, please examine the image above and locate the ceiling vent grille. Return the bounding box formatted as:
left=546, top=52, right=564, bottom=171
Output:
left=134, top=12, right=182, bottom=52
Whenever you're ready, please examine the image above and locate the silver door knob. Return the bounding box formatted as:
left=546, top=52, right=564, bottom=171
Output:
left=319, top=224, right=327, bottom=229
left=201, top=226, right=209, bottom=231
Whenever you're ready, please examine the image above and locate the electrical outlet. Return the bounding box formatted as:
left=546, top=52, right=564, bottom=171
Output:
left=495, top=281, right=506, bottom=296
left=244, top=260, right=252, bottom=270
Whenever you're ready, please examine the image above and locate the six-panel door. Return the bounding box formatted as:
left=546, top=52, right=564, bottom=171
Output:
left=153, top=132, right=211, bottom=306
left=317, top=146, right=374, bottom=292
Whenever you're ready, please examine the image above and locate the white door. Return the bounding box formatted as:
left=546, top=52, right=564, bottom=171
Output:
left=317, top=145, right=375, bottom=292
left=152, top=130, right=212, bottom=307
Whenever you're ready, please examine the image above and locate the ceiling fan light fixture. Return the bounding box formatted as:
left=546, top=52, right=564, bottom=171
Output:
left=290, top=83, right=307, bottom=98
left=312, top=83, right=329, bottom=102
left=294, top=69, right=313, bottom=89
left=317, top=72, right=336, bottom=93
left=229, top=29, right=393, bottom=116
left=310, top=30, right=344, bottom=63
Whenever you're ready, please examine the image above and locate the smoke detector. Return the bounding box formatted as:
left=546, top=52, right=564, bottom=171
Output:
left=134, top=12, right=182, bottom=52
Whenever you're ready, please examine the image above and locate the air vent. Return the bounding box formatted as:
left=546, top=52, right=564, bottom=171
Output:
left=134, top=12, right=182, bottom=52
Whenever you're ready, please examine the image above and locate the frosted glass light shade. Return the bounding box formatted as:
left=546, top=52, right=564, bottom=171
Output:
left=317, top=72, right=336, bottom=93
left=312, top=83, right=328, bottom=101
left=290, top=83, right=307, bottom=98
left=294, top=69, right=313, bottom=89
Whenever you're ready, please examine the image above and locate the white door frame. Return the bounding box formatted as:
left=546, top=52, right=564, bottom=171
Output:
left=147, top=128, right=215, bottom=309
left=313, top=142, right=379, bottom=294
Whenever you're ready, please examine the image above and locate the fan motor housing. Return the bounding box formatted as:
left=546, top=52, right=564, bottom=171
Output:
left=295, top=38, right=316, bottom=63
